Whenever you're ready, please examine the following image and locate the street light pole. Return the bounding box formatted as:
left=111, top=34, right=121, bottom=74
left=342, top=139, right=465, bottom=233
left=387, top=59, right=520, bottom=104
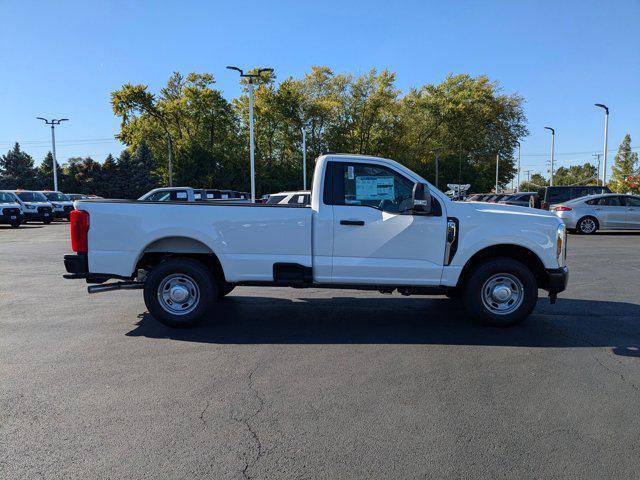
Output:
left=301, top=127, right=307, bottom=190
left=36, top=117, right=68, bottom=191
left=516, top=141, right=521, bottom=192
left=227, top=66, right=274, bottom=203
left=544, top=127, right=555, bottom=186
left=595, top=104, right=609, bottom=185
left=592, top=154, right=602, bottom=186
left=495, top=154, right=499, bottom=193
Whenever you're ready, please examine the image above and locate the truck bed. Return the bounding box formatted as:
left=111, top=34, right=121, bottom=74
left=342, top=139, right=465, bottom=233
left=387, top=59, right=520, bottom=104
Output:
left=75, top=200, right=312, bottom=282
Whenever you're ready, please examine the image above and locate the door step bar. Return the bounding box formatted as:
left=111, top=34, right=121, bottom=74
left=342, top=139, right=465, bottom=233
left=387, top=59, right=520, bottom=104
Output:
left=88, top=281, right=144, bottom=294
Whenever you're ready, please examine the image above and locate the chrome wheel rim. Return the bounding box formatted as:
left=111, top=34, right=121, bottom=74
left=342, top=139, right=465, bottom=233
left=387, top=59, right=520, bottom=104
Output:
left=481, top=273, right=524, bottom=315
left=580, top=218, right=596, bottom=233
left=157, top=273, right=200, bottom=315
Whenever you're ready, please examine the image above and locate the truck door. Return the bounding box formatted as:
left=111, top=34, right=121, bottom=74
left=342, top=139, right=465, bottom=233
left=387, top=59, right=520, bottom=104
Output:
left=325, top=160, right=447, bottom=285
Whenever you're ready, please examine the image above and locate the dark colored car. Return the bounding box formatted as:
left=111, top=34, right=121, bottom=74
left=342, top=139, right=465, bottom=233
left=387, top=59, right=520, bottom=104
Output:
left=530, top=186, right=612, bottom=210
left=499, top=192, right=536, bottom=207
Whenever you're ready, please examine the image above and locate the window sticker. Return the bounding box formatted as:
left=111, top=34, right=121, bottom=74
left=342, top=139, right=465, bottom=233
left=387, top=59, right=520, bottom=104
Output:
left=176, top=191, right=187, bottom=199
left=347, top=165, right=354, bottom=180
left=222, top=194, right=229, bottom=199
left=355, top=176, right=395, bottom=201
left=207, top=193, right=214, bottom=199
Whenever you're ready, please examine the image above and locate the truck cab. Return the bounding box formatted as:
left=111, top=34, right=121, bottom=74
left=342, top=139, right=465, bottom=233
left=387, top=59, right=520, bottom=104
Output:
left=64, top=154, right=568, bottom=329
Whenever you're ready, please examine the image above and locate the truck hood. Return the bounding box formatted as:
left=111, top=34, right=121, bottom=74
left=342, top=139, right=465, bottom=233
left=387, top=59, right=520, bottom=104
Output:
left=451, top=201, right=559, bottom=223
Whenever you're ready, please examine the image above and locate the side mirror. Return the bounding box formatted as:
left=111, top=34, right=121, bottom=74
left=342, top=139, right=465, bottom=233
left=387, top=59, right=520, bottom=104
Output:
left=412, top=183, right=432, bottom=215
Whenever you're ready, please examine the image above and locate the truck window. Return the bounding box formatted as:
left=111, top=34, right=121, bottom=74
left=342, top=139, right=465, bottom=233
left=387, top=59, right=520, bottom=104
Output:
left=169, top=191, right=188, bottom=201
left=266, top=195, right=286, bottom=205
left=547, top=188, right=571, bottom=203
left=332, top=163, right=414, bottom=213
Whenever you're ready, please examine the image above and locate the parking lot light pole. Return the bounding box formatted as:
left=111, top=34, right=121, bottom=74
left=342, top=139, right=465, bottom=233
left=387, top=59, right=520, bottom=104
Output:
left=301, top=127, right=307, bottom=190
left=595, top=104, right=609, bottom=185
left=495, top=154, right=499, bottom=193
left=36, top=117, right=68, bottom=191
left=515, top=141, right=521, bottom=192
left=227, top=66, right=274, bottom=202
left=544, top=127, right=555, bottom=186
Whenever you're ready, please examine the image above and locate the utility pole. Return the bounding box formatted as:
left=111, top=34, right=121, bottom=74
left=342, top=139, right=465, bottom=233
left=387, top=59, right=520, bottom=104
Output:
left=301, top=127, right=307, bottom=190
left=434, top=150, right=440, bottom=189
left=595, top=104, right=609, bottom=185
left=167, top=134, right=173, bottom=187
left=227, top=66, right=274, bottom=202
left=592, top=154, right=602, bottom=186
left=544, top=126, right=555, bottom=186
left=523, top=170, right=532, bottom=184
left=516, top=141, right=521, bottom=192
left=36, top=117, right=68, bottom=191
left=495, top=154, right=499, bottom=193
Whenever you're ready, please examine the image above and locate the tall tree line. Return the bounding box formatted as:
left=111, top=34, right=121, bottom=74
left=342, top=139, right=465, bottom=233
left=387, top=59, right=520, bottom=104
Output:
left=3, top=67, right=533, bottom=196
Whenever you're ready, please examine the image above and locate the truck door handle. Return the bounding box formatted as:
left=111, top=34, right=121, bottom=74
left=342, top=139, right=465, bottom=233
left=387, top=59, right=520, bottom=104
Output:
left=340, top=220, right=365, bottom=226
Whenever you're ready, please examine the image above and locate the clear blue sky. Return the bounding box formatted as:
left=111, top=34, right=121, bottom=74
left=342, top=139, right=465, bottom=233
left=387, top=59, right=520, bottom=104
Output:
left=1, top=0, right=638, bottom=179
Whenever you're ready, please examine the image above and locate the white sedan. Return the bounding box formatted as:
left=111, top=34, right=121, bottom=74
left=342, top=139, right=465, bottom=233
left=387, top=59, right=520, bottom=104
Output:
left=552, top=193, right=640, bottom=234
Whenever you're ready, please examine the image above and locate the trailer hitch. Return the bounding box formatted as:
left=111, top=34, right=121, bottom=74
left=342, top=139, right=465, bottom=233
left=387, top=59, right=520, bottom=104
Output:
left=88, top=281, right=144, bottom=294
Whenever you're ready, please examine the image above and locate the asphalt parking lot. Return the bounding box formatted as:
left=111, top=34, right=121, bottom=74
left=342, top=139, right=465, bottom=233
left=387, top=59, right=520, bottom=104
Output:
left=2, top=222, right=640, bottom=479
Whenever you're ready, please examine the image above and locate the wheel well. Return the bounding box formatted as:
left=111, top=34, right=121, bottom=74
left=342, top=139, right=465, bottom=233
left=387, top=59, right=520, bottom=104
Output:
left=135, top=237, right=225, bottom=282
left=457, top=244, right=548, bottom=289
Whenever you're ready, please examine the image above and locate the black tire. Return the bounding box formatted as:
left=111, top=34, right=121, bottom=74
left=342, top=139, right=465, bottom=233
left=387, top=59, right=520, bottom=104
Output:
left=462, top=257, right=538, bottom=327
left=218, top=283, right=235, bottom=298
left=43, top=218, right=53, bottom=225
left=576, top=216, right=598, bottom=235
left=10, top=221, right=20, bottom=228
left=143, top=258, right=217, bottom=328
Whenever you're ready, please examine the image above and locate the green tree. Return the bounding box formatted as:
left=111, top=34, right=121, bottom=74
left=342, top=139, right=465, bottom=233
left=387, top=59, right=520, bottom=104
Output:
left=610, top=134, right=638, bottom=192
left=553, top=163, right=599, bottom=186
left=96, top=154, right=120, bottom=198
left=36, top=151, right=64, bottom=190
left=130, top=141, right=158, bottom=198
left=0, top=143, right=36, bottom=189
left=519, top=173, right=548, bottom=192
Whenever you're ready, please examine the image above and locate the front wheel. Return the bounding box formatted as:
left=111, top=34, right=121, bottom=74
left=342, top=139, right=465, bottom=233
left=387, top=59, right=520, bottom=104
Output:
left=218, top=283, right=235, bottom=298
left=462, top=257, right=538, bottom=327
left=10, top=221, right=21, bottom=228
left=577, top=217, right=598, bottom=235
left=43, top=218, right=53, bottom=225
left=143, top=258, right=217, bottom=328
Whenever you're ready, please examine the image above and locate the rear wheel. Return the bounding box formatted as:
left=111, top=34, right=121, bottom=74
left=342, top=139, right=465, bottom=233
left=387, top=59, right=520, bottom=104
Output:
left=143, top=258, right=216, bottom=328
left=462, top=257, right=538, bottom=327
left=577, top=216, right=598, bottom=234
left=43, top=218, right=53, bottom=225
left=10, top=221, right=20, bottom=228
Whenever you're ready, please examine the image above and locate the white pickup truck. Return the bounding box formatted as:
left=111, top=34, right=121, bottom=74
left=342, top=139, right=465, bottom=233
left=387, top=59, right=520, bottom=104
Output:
left=64, top=154, right=568, bottom=328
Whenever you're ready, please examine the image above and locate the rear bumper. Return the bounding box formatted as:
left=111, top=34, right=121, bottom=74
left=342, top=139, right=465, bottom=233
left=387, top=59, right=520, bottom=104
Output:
left=64, top=253, right=88, bottom=278
left=545, top=266, right=569, bottom=294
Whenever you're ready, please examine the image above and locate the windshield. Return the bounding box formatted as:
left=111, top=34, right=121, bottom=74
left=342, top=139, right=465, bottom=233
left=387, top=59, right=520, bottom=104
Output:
left=0, top=192, right=16, bottom=203
left=17, top=191, right=48, bottom=202
left=43, top=192, right=70, bottom=201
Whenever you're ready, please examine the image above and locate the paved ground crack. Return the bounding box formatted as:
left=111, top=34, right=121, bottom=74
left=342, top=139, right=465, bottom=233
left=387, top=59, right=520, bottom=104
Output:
left=594, top=356, right=640, bottom=393
left=199, top=401, right=211, bottom=430
left=234, top=363, right=266, bottom=480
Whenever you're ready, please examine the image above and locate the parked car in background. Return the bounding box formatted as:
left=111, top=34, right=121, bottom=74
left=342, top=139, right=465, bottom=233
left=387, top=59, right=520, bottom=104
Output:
left=67, top=194, right=89, bottom=201
left=0, top=191, right=24, bottom=228
left=498, top=192, right=536, bottom=207
left=12, top=191, right=53, bottom=224
left=139, top=187, right=202, bottom=202
left=40, top=191, right=74, bottom=220
left=552, top=193, right=640, bottom=234
left=466, top=194, right=483, bottom=202
left=265, top=191, right=311, bottom=205
left=530, top=185, right=611, bottom=210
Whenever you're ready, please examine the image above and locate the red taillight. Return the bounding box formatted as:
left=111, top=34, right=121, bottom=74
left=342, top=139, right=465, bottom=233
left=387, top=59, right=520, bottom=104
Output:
left=70, top=210, right=90, bottom=253
left=553, top=205, right=572, bottom=211
left=541, top=201, right=548, bottom=210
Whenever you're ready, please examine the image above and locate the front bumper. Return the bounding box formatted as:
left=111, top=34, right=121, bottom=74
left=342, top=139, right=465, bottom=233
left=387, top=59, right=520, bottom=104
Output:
left=545, top=266, right=569, bottom=294
left=24, top=211, right=52, bottom=221
left=0, top=212, right=23, bottom=224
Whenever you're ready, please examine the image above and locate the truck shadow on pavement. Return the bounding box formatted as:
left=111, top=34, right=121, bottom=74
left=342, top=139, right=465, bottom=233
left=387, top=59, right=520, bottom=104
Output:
left=127, top=295, right=640, bottom=355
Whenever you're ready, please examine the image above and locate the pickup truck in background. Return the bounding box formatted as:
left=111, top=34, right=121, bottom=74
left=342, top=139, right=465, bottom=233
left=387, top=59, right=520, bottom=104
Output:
left=139, top=187, right=250, bottom=203
left=63, top=154, right=568, bottom=328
